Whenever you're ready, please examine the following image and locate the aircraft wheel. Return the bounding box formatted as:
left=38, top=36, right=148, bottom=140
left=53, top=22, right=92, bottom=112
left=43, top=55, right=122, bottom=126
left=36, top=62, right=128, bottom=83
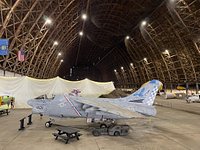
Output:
left=186, top=100, right=190, bottom=103
left=45, top=121, right=52, bottom=128
left=6, top=110, right=9, bottom=115
left=100, top=124, right=107, bottom=128
left=114, top=131, right=120, bottom=136
left=92, top=130, right=100, bottom=136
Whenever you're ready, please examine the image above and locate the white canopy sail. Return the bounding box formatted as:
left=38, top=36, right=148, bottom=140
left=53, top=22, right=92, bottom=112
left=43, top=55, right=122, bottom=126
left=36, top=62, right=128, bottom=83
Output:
left=0, top=76, right=115, bottom=108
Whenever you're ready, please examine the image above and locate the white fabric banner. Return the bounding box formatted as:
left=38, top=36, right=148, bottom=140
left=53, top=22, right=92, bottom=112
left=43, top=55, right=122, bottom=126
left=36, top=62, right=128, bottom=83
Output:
left=14, top=73, right=22, bottom=77
left=0, top=76, right=115, bottom=108
left=0, top=70, right=3, bottom=76
left=5, top=71, right=14, bottom=77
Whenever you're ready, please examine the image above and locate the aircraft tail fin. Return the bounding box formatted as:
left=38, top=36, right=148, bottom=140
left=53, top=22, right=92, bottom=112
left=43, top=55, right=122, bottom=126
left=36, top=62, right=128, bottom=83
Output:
left=142, top=86, right=158, bottom=106
left=125, top=80, right=162, bottom=106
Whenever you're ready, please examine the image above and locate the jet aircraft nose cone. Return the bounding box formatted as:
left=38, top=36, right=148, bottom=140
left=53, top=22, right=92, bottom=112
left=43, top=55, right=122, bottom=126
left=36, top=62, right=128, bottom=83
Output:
left=27, top=99, right=35, bottom=107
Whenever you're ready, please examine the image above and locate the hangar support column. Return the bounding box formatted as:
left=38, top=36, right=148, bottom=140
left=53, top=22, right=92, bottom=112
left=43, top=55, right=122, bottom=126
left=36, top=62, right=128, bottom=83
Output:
left=186, top=83, right=189, bottom=97
left=170, top=83, right=173, bottom=93
left=196, top=83, right=199, bottom=94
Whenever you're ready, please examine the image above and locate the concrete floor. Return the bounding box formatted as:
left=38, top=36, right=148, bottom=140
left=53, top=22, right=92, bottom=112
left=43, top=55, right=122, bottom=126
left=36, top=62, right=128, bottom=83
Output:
left=1, top=101, right=200, bottom=150
left=156, top=96, right=200, bottom=115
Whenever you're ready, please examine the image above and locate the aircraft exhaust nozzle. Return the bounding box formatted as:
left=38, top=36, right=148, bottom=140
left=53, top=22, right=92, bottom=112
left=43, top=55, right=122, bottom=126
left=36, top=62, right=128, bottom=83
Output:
left=82, top=104, right=91, bottom=110
left=85, top=107, right=98, bottom=113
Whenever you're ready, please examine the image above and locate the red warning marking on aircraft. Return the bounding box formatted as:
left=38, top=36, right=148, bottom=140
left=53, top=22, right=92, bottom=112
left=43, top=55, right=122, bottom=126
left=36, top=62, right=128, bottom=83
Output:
left=64, top=94, right=81, bottom=116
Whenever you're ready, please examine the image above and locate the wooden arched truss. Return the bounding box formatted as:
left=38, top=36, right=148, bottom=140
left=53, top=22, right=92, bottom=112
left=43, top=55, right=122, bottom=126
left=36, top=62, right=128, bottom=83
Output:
left=0, top=0, right=200, bottom=88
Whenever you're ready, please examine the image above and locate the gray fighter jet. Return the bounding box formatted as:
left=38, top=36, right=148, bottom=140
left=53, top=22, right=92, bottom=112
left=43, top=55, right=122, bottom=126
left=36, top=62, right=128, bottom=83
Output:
left=28, top=80, right=162, bottom=127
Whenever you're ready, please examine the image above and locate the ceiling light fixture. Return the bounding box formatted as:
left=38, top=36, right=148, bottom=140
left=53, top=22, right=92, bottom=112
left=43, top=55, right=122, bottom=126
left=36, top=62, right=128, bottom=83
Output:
left=126, top=36, right=130, bottom=40
left=141, top=20, right=147, bottom=26
left=53, top=41, right=58, bottom=45
left=81, top=14, right=87, bottom=20
left=79, top=31, right=83, bottom=36
left=45, top=18, right=52, bottom=24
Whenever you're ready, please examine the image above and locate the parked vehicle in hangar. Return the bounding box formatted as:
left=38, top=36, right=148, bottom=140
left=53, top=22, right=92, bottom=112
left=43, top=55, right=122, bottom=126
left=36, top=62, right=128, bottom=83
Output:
left=186, top=94, right=200, bottom=103
left=92, top=124, right=130, bottom=136
left=0, top=95, right=13, bottom=115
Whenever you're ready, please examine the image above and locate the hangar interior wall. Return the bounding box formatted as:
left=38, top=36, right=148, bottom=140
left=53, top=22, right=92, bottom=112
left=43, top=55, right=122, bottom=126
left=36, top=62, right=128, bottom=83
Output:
left=0, top=76, right=115, bottom=108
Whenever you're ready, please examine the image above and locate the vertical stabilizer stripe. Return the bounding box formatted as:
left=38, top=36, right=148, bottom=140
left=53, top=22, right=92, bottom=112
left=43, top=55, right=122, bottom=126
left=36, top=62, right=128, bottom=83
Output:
left=64, top=94, right=81, bottom=116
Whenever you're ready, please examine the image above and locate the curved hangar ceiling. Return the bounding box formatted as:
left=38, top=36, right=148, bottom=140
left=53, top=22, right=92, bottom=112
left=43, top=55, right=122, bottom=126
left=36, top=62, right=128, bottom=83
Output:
left=0, top=0, right=200, bottom=87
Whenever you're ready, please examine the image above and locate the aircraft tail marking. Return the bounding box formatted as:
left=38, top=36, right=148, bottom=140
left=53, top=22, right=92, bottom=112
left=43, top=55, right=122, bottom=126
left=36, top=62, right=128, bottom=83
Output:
left=143, top=86, right=158, bottom=106
left=125, top=80, right=161, bottom=106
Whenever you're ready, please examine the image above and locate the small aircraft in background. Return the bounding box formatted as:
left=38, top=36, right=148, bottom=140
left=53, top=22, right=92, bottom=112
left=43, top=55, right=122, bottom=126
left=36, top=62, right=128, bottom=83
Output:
left=28, top=80, right=162, bottom=127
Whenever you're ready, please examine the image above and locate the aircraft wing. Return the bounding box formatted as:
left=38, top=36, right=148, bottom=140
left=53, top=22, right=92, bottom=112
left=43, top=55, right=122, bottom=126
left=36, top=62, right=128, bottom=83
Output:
left=73, top=97, right=143, bottom=118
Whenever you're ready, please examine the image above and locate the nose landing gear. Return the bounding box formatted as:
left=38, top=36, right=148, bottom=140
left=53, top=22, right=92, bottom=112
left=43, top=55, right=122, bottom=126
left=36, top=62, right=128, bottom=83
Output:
left=45, top=121, right=53, bottom=127
left=45, top=118, right=55, bottom=127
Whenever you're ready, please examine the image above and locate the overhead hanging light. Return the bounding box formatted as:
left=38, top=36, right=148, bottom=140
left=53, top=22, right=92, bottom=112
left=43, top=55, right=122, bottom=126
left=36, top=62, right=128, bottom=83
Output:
left=141, top=20, right=147, bottom=27
left=165, top=49, right=169, bottom=54
left=126, top=36, right=130, bottom=40
left=45, top=18, right=52, bottom=25
left=53, top=41, right=58, bottom=46
left=79, top=31, right=83, bottom=36
left=81, top=14, right=87, bottom=20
